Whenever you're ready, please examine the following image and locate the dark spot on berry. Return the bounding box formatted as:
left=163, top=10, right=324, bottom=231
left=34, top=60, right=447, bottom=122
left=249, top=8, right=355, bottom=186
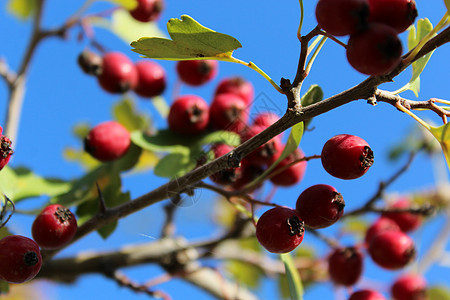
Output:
left=287, top=215, right=305, bottom=237
left=23, top=251, right=39, bottom=266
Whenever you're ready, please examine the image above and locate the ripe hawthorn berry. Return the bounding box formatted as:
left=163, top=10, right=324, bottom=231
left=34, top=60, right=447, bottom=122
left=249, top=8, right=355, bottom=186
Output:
left=269, top=148, right=307, bottom=187
left=134, top=60, right=166, bottom=98
left=328, top=246, right=364, bottom=286
left=296, top=184, right=345, bottom=229
left=349, top=290, right=386, bottom=300
left=253, top=112, right=280, bottom=128
left=364, top=216, right=401, bottom=245
left=84, top=121, right=131, bottom=162
left=0, top=126, right=13, bottom=171
left=391, top=273, right=427, bottom=300
left=368, top=0, right=417, bottom=33
left=255, top=206, right=305, bottom=253
left=32, top=204, right=78, bottom=250
left=214, top=76, right=254, bottom=105
left=346, top=23, right=403, bottom=75
left=176, top=60, right=218, bottom=86
left=241, top=124, right=283, bottom=166
left=209, top=93, right=249, bottom=133
left=0, top=235, right=42, bottom=283
left=168, top=95, right=209, bottom=135
left=209, top=143, right=242, bottom=186
left=368, top=230, right=416, bottom=269
left=231, top=158, right=264, bottom=191
left=315, top=0, right=370, bottom=36
left=97, top=52, right=138, bottom=94
left=321, top=134, right=374, bottom=180
left=383, top=197, right=422, bottom=232
left=129, top=0, right=164, bottom=23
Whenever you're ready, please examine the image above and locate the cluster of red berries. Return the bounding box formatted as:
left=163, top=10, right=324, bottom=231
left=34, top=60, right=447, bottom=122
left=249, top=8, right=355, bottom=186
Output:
left=78, top=50, right=167, bottom=98
left=315, top=0, right=417, bottom=75
left=0, top=204, right=77, bottom=284
left=256, top=134, right=375, bottom=254
left=324, top=196, right=425, bottom=299
left=0, top=126, right=13, bottom=171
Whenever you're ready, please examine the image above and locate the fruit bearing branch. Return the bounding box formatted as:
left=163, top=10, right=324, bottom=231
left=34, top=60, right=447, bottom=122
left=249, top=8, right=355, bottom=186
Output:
left=40, top=23, right=450, bottom=261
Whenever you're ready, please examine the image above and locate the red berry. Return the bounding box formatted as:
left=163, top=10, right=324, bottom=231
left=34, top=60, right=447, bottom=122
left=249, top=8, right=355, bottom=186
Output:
left=209, top=143, right=242, bottom=186
left=256, top=207, right=305, bottom=253
left=241, top=124, right=283, bottom=166
left=269, top=148, right=307, bottom=187
left=134, top=60, right=166, bottom=98
left=97, top=52, right=138, bottom=94
left=168, top=95, right=209, bottom=135
left=215, top=76, right=254, bottom=105
left=84, top=121, right=131, bottom=162
left=231, top=158, right=264, bottom=191
left=368, top=230, right=416, bottom=269
left=349, top=289, right=386, bottom=300
left=364, top=216, right=401, bottom=245
left=32, top=204, right=78, bottom=250
left=209, top=93, right=249, bottom=133
left=253, top=112, right=280, bottom=127
left=391, top=273, right=427, bottom=300
left=296, top=184, right=345, bottom=229
left=0, top=235, right=42, bottom=283
left=176, top=60, right=218, bottom=86
left=315, top=0, right=369, bottom=36
left=383, top=197, right=422, bottom=232
left=347, top=23, right=403, bottom=75
left=368, top=0, right=417, bottom=33
left=0, top=130, right=13, bottom=171
left=129, top=0, right=164, bottom=23
left=321, top=134, right=374, bottom=180
left=328, top=246, right=364, bottom=286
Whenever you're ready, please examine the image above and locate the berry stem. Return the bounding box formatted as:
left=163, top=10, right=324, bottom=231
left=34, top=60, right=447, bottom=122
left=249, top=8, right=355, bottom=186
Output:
left=230, top=57, right=283, bottom=93
left=297, top=0, right=305, bottom=40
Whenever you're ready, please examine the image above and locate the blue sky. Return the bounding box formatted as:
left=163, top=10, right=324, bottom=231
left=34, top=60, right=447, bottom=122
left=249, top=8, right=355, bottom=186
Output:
left=1, top=0, right=449, bottom=299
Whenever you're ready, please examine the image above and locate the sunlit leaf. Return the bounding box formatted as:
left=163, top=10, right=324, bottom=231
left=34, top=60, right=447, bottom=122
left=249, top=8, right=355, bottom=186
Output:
left=0, top=166, right=71, bottom=202
left=113, top=97, right=150, bottom=131
left=428, top=285, right=450, bottom=300
left=340, top=217, right=369, bottom=239
left=105, top=0, right=138, bottom=10
left=280, top=253, right=304, bottom=300
left=153, top=151, right=196, bottom=178
left=429, top=123, right=450, bottom=170
left=131, top=15, right=242, bottom=60
left=395, top=19, right=434, bottom=96
left=300, top=85, right=323, bottom=107
left=7, top=0, right=37, bottom=20
left=111, top=8, right=165, bottom=44
left=444, top=0, right=450, bottom=16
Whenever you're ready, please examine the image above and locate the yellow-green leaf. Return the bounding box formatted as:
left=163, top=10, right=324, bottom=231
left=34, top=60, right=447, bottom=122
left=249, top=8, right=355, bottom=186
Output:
left=105, top=0, right=138, bottom=10
left=429, top=123, right=450, bottom=170
left=7, top=0, right=37, bottom=20
left=131, top=15, right=242, bottom=60
left=280, top=253, right=304, bottom=300
left=445, top=0, right=450, bottom=15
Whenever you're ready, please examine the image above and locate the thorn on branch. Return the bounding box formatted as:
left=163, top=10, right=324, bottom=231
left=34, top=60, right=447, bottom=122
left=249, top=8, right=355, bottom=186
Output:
left=95, top=182, right=107, bottom=217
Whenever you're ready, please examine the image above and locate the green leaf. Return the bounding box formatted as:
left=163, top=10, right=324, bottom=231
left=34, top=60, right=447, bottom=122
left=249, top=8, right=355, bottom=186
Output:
left=429, top=123, right=450, bottom=170
left=97, top=221, right=118, bottom=239
left=154, top=151, right=196, bottom=178
left=226, top=260, right=263, bottom=289
left=300, top=85, right=323, bottom=107
left=131, top=15, right=242, bottom=60
left=394, top=19, right=434, bottom=96
left=110, top=8, right=165, bottom=44
left=105, top=0, right=138, bottom=10
left=193, top=130, right=241, bottom=148
left=7, top=0, right=37, bottom=20
left=340, top=217, right=369, bottom=239
left=0, top=166, right=71, bottom=202
left=131, top=130, right=192, bottom=153
left=151, top=96, right=170, bottom=119
left=428, top=285, right=450, bottom=300
left=280, top=253, right=303, bottom=300
left=300, top=85, right=323, bottom=126
left=113, top=97, right=150, bottom=132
